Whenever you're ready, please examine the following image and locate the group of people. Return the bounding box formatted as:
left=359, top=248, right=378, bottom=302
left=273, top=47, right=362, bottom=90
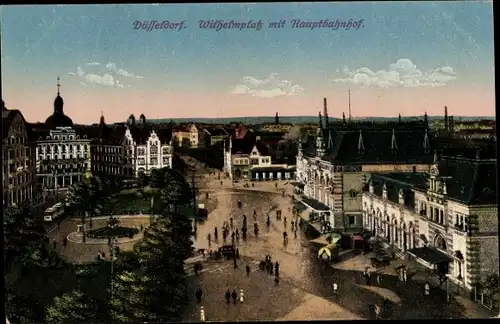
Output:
left=225, top=288, right=245, bottom=304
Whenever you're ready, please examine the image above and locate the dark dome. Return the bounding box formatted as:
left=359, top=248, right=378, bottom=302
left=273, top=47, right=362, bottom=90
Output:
left=54, top=95, right=64, bottom=108
left=45, top=113, right=74, bottom=128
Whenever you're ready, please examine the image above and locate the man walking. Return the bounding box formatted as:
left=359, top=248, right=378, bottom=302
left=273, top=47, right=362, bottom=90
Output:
left=332, top=281, right=338, bottom=296
left=246, top=265, right=250, bottom=276
left=225, top=289, right=231, bottom=304
left=195, top=287, right=203, bottom=303
left=239, top=289, right=244, bottom=303
left=231, top=289, right=237, bottom=304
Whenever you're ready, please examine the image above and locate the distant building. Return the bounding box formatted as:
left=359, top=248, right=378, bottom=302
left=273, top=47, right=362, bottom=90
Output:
left=362, top=147, right=498, bottom=292
left=223, top=134, right=295, bottom=181
left=88, top=114, right=129, bottom=178
left=295, top=98, right=434, bottom=231
left=200, top=126, right=229, bottom=147
left=34, top=83, right=91, bottom=200
left=173, top=123, right=199, bottom=148
left=2, top=100, right=37, bottom=208
left=124, top=116, right=173, bottom=177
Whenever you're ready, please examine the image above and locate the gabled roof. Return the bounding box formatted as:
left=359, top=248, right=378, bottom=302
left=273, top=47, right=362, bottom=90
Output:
left=2, top=109, right=28, bottom=138
left=254, top=141, right=270, bottom=156
left=129, top=124, right=172, bottom=145
left=204, top=127, right=228, bottom=136
left=303, top=127, right=434, bottom=165
left=434, top=156, right=497, bottom=205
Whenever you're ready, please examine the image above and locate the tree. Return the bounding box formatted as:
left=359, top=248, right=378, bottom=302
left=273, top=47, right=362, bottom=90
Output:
left=160, top=170, right=192, bottom=213
left=132, top=219, right=189, bottom=321
left=65, top=177, right=104, bottom=242
left=45, top=290, right=105, bottom=324
left=137, top=172, right=149, bottom=188
left=4, top=205, right=47, bottom=269
left=6, top=291, right=44, bottom=324
left=149, top=168, right=165, bottom=189
left=109, top=271, right=150, bottom=323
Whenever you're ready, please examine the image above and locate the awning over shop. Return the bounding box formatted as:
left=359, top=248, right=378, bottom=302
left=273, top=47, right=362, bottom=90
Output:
left=407, top=247, right=453, bottom=265
left=300, top=197, right=330, bottom=212
left=310, top=233, right=341, bottom=246
left=290, top=181, right=305, bottom=188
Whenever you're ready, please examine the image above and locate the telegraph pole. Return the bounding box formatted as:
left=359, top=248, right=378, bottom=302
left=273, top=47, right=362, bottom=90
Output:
left=191, top=168, right=197, bottom=217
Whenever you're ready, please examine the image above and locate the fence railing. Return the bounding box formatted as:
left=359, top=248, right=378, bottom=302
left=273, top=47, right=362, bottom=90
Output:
left=473, top=286, right=498, bottom=312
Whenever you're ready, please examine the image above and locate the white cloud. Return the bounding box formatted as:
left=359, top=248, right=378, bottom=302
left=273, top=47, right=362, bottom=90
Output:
left=232, top=73, right=304, bottom=98
left=68, top=62, right=145, bottom=88
left=333, top=59, right=457, bottom=88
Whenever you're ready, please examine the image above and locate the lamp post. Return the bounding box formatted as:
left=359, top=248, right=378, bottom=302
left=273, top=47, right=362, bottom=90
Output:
left=110, top=236, right=118, bottom=302
left=445, top=273, right=451, bottom=302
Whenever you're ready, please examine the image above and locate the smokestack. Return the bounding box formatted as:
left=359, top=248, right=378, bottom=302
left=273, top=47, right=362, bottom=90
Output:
left=444, top=106, right=448, bottom=134
left=348, top=89, right=352, bottom=122
left=323, top=98, right=329, bottom=127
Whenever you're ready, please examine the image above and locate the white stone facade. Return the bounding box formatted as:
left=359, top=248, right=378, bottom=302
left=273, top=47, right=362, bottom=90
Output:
left=35, top=127, right=91, bottom=195
left=124, top=128, right=172, bottom=177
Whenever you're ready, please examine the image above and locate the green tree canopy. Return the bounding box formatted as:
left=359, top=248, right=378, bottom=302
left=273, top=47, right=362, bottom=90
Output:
left=45, top=290, right=104, bottom=324
left=4, top=206, right=47, bottom=268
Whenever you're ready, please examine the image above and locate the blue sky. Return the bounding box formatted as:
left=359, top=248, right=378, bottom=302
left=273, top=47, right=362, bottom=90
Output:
left=0, top=2, right=495, bottom=122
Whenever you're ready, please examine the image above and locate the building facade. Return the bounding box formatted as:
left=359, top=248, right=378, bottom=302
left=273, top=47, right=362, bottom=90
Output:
left=223, top=135, right=296, bottom=181
left=201, top=127, right=229, bottom=147
left=173, top=123, right=199, bottom=148
left=125, top=123, right=173, bottom=177
left=296, top=98, right=434, bottom=231
left=362, top=147, right=498, bottom=291
left=34, top=86, right=91, bottom=199
left=89, top=114, right=129, bottom=178
left=2, top=101, right=37, bottom=208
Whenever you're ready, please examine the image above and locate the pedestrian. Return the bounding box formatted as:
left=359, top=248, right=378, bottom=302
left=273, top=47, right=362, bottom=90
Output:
left=239, top=289, right=244, bottom=303
left=374, top=303, right=381, bottom=319
left=140, top=224, right=144, bottom=232
left=52, top=239, right=57, bottom=249
left=203, top=250, right=207, bottom=259
left=195, top=287, right=203, bottom=303
left=332, top=281, right=338, bottom=296
left=284, top=216, right=287, bottom=225
left=230, top=217, right=234, bottom=228
left=225, top=289, right=231, bottom=304
left=214, top=227, right=218, bottom=240
left=207, top=233, right=211, bottom=248
left=424, top=282, right=430, bottom=296
left=200, top=306, right=205, bottom=322
left=275, top=261, right=280, bottom=277
left=294, top=230, right=297, bottom=238
left=235, top=248, right=240, bottom=259
left=97, top=251, right=102, bottom=261
left=221, top=180, right=223, bottom=186
left=102, top=251, right=106, bottom=259
left=392, top=252, right=396, bottom=260
left=246, top=265, right=250, bottom=276
left=63, top=237, right=68, bottom=247
left=231, top=289, right=237, bottom=304
left=275, top=183, right=278, bottom=189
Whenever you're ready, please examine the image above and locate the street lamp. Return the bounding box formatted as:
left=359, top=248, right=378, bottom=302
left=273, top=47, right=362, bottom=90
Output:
left=110, top=236, right=118, bottom=302
left=445, top=273, right=451, bottom=302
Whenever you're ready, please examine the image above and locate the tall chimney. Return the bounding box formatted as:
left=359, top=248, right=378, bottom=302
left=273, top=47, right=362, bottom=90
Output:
left=444, top=106, right=449, bottom=134
left=323, top=98, right=329, bottom=128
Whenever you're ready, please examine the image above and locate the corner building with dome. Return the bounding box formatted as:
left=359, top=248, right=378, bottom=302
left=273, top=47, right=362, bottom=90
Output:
left=33, top=84, right=92, bottom=200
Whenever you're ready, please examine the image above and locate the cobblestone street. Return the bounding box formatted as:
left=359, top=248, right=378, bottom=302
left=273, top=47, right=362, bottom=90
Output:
left=184, top=178, right=485, bottom=321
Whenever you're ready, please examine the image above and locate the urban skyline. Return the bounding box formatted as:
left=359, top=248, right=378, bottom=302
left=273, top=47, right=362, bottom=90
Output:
left=1, top=2, right=495, bottom=124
